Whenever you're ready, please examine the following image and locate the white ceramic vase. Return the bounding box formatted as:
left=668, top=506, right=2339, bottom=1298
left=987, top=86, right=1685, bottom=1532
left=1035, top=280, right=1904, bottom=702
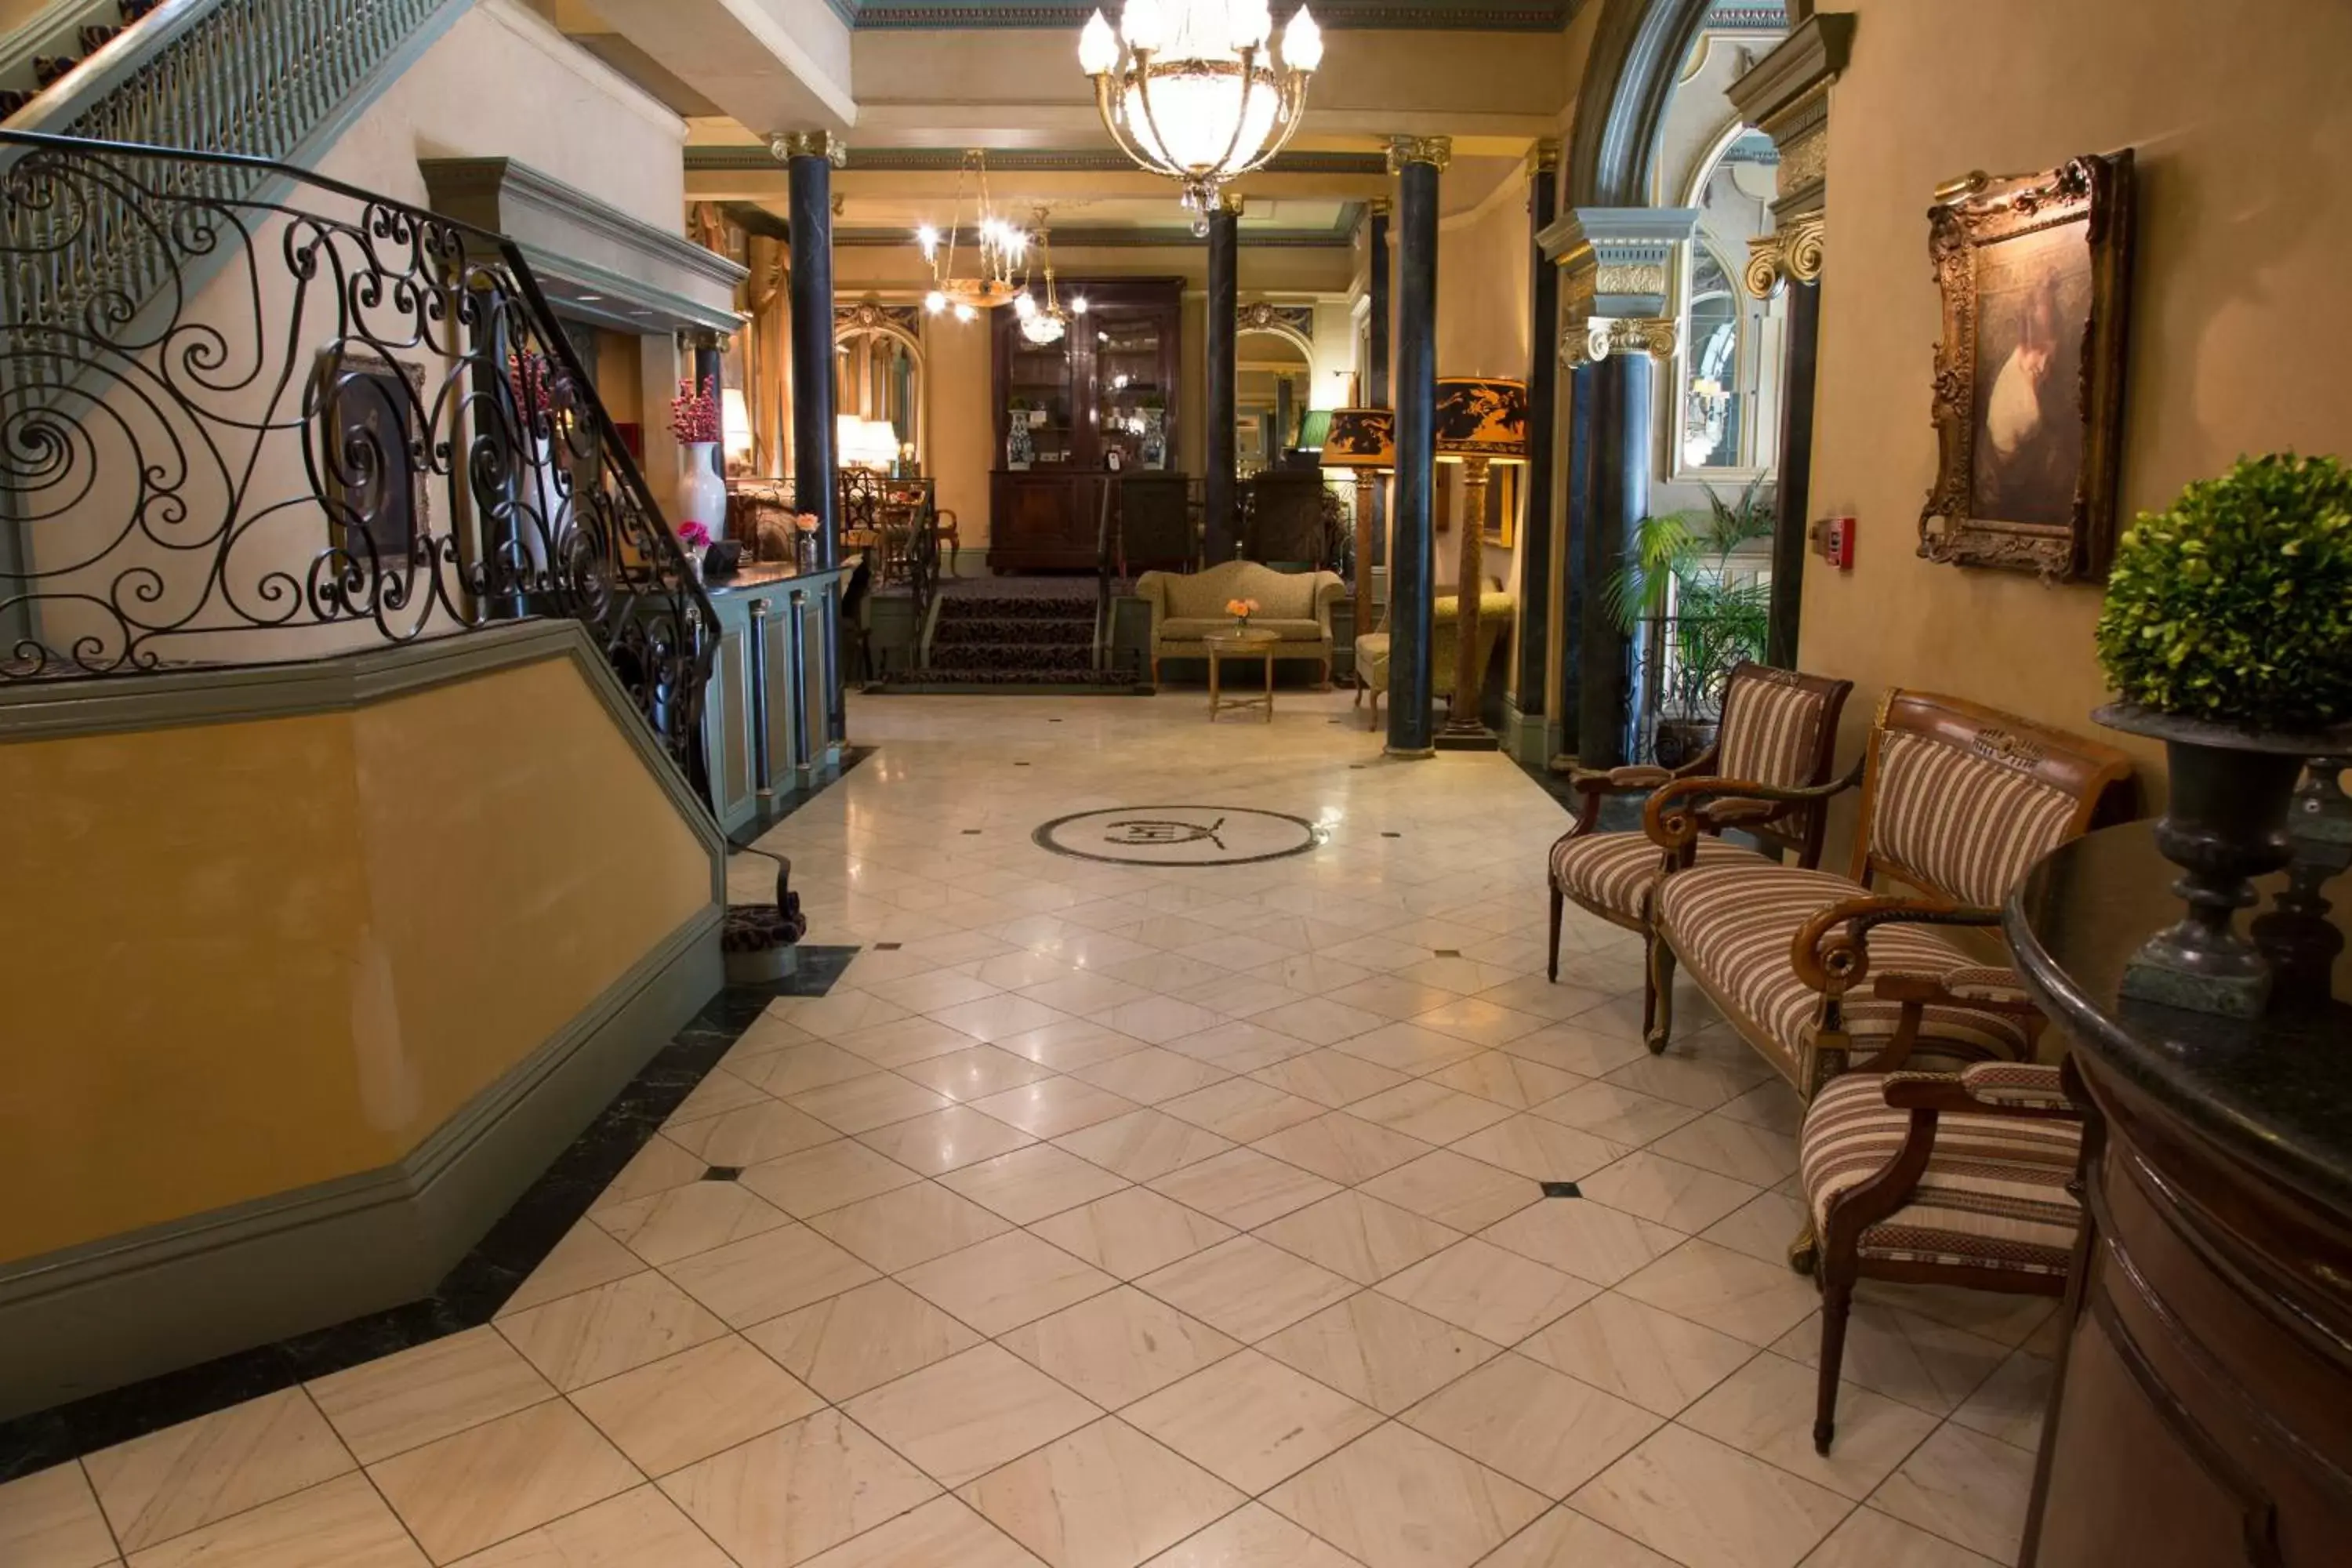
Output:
left=681, top=440, right=727, bottom=538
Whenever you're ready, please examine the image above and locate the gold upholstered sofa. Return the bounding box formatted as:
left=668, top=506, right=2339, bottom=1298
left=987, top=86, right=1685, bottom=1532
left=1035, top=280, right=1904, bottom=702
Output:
left=1134, top=560, right=1345, bottom=688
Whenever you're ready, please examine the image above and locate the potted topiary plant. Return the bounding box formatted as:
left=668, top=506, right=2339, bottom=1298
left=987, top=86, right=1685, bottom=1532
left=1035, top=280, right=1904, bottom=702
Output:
left=2093, top=451, right=2352, bottom=1016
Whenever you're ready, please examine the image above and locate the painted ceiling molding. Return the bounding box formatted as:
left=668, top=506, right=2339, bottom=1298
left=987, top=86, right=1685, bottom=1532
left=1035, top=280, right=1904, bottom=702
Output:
left=685, top=147, right=1390, bottom=176
left=844, top=2, right=1581, bottom=29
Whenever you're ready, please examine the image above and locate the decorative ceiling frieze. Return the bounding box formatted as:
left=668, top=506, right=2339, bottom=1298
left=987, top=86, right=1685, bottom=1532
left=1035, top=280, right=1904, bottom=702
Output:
left=844, top=2, right=1583, bottom=30
left=685, top=147, right=1391, bottom=176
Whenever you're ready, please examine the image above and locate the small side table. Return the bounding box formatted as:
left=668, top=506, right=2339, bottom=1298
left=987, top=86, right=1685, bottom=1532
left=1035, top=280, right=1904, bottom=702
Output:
left=1204, top=627, right=1279, bottom=723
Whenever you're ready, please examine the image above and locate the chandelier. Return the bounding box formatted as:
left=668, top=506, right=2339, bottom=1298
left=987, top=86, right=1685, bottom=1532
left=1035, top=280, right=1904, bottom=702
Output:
left=1078, top=1, right=1323, bottom=233
left=918, top=151, right=1030, bottom=321
left=1013, top=209, right=1088, bottom=346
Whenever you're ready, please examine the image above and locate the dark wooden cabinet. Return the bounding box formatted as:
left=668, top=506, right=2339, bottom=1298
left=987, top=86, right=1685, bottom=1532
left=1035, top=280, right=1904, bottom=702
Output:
left=989, top=278, right=1181, bottom=572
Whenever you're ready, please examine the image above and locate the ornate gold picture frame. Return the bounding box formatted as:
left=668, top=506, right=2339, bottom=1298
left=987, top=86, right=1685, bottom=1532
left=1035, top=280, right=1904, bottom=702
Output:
left=1918, top=151, right=2135, bottom=582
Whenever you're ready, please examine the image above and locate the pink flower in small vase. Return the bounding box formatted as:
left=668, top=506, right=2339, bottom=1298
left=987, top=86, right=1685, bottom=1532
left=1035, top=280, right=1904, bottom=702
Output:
left=677, top=521, right=713, bottom=554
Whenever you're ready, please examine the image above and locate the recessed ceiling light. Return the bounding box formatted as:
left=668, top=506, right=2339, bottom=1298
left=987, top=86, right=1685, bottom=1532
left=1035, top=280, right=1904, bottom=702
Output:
left=578, top=292, right=604, bottom=301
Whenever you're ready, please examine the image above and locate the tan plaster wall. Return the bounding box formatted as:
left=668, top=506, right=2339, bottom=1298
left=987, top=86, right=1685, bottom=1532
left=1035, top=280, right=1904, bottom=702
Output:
left=1436, top=189, right=1534, bottom=597
left=0, top=654, right=713, bottom=1265
left=1801, top=0, right=2352, bottom=821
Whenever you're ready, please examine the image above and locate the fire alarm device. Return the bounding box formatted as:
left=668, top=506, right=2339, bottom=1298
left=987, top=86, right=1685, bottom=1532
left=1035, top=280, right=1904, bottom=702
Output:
left=1811, top=515, right=1856, bottom=570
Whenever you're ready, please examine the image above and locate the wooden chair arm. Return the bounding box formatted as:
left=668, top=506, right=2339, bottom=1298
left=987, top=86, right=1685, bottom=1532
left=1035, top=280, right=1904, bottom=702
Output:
left=1789, top=895, right=2006, bottom=998
left=1823, top=1069, right=2079, bottom=1245
left=1643, top=755, right=1865, bottom=855
left=1881, top=1070, right=2082, bottom=1120
left=1555, top=756, right=1715, bottom=840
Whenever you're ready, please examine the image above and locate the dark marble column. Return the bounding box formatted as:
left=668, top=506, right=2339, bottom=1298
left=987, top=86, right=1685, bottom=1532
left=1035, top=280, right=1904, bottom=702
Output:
left=1766, top=277, right=1820, bottom=667
left=780, top=130, right=845, bottom=742
left=1367, top=199, right=1390, bottom=567
left=1510, top=142, right=1561, bottom=756
left=1204, top=196, right=1240, bottom=561
left=1385, top=136, right=1449, bottom=759
left=1578, top=347, right=1650, bottom=768
left=1558, top=358, right=1596, bottom=753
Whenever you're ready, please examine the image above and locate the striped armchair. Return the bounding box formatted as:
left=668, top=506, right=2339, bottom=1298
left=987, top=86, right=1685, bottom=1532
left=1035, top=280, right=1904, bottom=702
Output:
left=1641, top=688, right=2135, bottom=1105
left=1545, top=665, right=1852, bottom=1029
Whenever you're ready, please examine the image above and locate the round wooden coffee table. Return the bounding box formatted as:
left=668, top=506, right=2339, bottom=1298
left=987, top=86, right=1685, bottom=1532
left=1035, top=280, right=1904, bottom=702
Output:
left=1203, top=627, right=1280, bottom=723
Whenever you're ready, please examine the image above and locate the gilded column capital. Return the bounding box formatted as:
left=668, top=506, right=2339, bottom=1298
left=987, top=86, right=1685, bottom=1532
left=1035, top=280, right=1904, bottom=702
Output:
left=1385, top=136, right=1454, bottom=174
left=1214, top=188, right=1248, bottom=216
left=768, top=131, right=848, bottom=167
left=1526, top=138, right=1561, bottom=176
left=1742, top=214, right=1824, bottom=298
left=1367, top=196, right=1393, bottom=218
left=1560, top=315, right=1675, bottom=368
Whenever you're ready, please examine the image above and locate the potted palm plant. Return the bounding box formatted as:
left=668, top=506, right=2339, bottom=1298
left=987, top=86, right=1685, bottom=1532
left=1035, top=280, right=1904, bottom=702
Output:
left=1606, top=480, right=1775, bottom=765
left=2093, top=452, right=2352, bottom=1016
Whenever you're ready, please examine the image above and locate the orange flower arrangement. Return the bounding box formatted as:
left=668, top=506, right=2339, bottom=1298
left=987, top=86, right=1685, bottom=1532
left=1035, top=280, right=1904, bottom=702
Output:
left=1225, top=597, right=1261, bottom=628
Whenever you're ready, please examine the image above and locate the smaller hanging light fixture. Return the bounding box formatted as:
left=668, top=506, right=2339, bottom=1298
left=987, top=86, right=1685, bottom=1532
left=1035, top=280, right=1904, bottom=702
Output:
left=1018, top=209, right=1073, bottom=346
left=916, top=151, right=1031, bottom=318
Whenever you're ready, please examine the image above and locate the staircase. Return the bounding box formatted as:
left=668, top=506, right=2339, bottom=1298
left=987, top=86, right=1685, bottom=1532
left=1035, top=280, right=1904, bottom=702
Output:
left=887, top=583, right=1146, bottom=693
left=0, top=0, right=156, bottom=120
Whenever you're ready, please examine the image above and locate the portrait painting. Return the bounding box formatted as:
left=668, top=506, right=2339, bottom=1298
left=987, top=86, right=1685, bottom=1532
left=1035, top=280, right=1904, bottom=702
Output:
left=1918, top=151, right=2134, bottom=581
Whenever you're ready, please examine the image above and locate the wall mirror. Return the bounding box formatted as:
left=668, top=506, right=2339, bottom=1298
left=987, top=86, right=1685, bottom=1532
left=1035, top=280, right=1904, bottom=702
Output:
left=834, top=305, right=924, bottom=466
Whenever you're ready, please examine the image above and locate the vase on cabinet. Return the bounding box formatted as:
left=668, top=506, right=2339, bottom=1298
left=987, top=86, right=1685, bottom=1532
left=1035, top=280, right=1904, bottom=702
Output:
left=681, top=441, right=727, bottom=537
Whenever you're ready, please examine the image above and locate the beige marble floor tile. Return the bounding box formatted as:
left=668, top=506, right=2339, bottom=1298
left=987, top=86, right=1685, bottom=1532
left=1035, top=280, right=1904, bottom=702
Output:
left=1156, top=1078, right=1326, bottom=1142
left=495, top=1272, right=728, bottom=1391
left=1646, top=1114, right=1801, bottom=1187
left=659, top=1407, right=940, bottom=1568
left=898, top=1044, right=1058, bottom=1102
left=1029, top=1189, right=1237, bottom=1279
left=958, top=1417, right=1245, bottom=1568
left=1473, top=1506, right=1679, bottom=1567
left=864, top=968, right=1006, bottom=1014
left=1948, top=1350, right=2055, bottom=1452
left=1682, top=1351, right=1937, bottom=1501
left=1698, top=1190, right=1813, bottom=1269
left=858, top=1105, right=1039, bottom=1175
left=592, top=1178, right=793, bottom=1266
left=1147, top=1148, right=1339, bottom=1229
left=972, top=954, right=1089, bottom=993
left=936, top=993, right=1083, bottom=1044
left=1856, top=1281, right=2057, bottom=1351
left=569, top=1334, right=823, bottom=1476
left=1134, top=1236, right=1359, bottom=1343
left=1797, top=1507, right=2000, bottom=1567
left=369, top=1399, right=638, bottom=1565
left=84, top=1388, right=354, bottom=1555
left=1528, top=1080, right=1704, bottom=1147
left=1259, top=1292, right=1502, bottom=1414
left=976, top=1077, right=1146, bottom=1138
left=840, top=1345, right=1102, bottom=1489
left=737, top=1140, right=923, bottom=1220
left=1023, top=971, right=1156, bottom=1018
left=586, top=1136, right=710, bottom=1216
left=664, top=1101, right=840, bottom=1166
left=724, top=1011, right=822, bottom=1063
left=1345, top=1081, right=1515, bottom=1145
left=124, top=1473, right=423, bottom=1568
left=731, top=1040, right=887, bottom=1100
left=310, top=1327, right=556, bottom=1465
left=1265, top=1424, right=1546, bottom=1568
left=1768, top=1304, right=2009, bottom=1417
left=804, top=1181, right=1013, bottom=1272
left=447, top=1485, right=731, bottom=1566
left=993, top=1020, right=1149, bottom=1073
left=1867, top=1425, right=2034, bottom=1563
left=1425, top=1052, right=1582, bottom=1112
left=941, top=1144, right=1131, bottom=1224
left=831, top=1015, right=987, bottom=1071
left=1517, top=1292, right=1755, bottom=1417
left=662, top=1222, right=880, bottom=1329
left=1569, top=1425, right=1849, bottom=1568
left=1401, top=1353, right=1660, bottom=1499
left=769, top=989, right=911, bottom=1040
left=1139, top=1501, right=1365, bottom=1567
left=1501, top=1025, right=1655, bottom=1081
left=793, top=1496, right=1046, bottom=1566
left=1617, top=1240, right=1820, bottom=1348
left=1327, top=1019, right=1484, bottom=1074
left=746, top=1278, right=985, bottom=1401
left=1245, top=997, right=1388, bottom=1050
left=900, top=1231, right=1118, bottom=1335
left=787, top=1073, right=954, bottom=1134
left=1446, top=1117, right=1624, bottom=1185
left=1579, top=1152, right=1761, bottom=1232
left=663, top=1069, right=775, bottom=1129
left=1374, top=1238, right=1595, bottom=1345
left=1408, top=997, right=1549, bottom=1050
left=1247, top=952, right=1374, bottom=997
left=1356, top=1151, right=1543, bottom=1232
left=999, top=1287, right=1240, bottom=1410
left=1599, top=1051, right=1771, bottom=1113
left=1478, top=1198, right=1684, bottom=1287
left=1249, top=1113, right=1431, bottom=1185
left=1053, top=1110, right=1236, bottom=1182
left=1246, top=1048, right=1410, bottom=1108
left=496, top=1223, right=645, bottom=1318
left=1120, top=1351, right=1381, bottom=1496
left=1073, top=1048, right=1232, bottom=1106
left=0, top=1464, right=117, bottom=1568
left=1254, top=1191, right=1461, bottom=1286
left=1711, top=1078, right=1807, bottom=1137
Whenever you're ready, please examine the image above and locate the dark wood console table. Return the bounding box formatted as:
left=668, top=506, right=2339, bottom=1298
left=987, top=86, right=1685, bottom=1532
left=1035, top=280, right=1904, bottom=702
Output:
left=2007, top=821, right=2352, bottom=1566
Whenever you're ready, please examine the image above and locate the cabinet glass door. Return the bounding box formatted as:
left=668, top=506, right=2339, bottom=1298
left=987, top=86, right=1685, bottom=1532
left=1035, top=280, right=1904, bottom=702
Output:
left=1091, top=309, right=1170, bottom=471
left=1004, top=329, right=1079, bottom=470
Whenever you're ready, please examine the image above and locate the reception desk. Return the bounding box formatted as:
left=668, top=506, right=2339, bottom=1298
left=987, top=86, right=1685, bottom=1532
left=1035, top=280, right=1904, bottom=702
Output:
left=700, top=560, right=851, bottom=836
left=2008, top=821, right=2352, bottom=1566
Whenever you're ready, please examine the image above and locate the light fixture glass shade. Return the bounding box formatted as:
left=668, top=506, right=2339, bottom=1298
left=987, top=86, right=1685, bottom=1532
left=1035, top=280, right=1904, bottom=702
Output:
left=1294, top=408, right=1334, bottom=452
left=1433, top=377, right=1530, bottom=463
left=721, top=388, right=753, bottom=454
left=836, top=412, right=865, bottom=456
left=1319, top=406, right=1395, bottom=470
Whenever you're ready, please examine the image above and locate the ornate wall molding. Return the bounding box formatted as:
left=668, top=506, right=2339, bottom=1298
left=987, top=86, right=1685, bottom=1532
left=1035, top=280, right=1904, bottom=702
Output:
left=1726, top=13, right=1852, bottom=270
left=836, top=301, right=924, bottom=340
left=1741, top=213, right=1823, bottom=298
left=1386, top=136, right=1454, bottom=173
left=1237, top=301, right=1316, bottom=341
left=1595, top=262, right=1670, bottom=297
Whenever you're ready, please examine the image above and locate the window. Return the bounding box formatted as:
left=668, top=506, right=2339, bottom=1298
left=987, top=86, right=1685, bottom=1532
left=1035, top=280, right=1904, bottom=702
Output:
left=1672, top=130, right=1786, bottom=479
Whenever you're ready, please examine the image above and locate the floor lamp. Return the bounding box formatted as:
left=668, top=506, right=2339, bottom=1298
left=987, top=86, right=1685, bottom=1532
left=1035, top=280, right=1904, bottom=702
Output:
left=1433, top=376, right=1529, bottom=749
left=1320, top=405, right=1396, bottom=655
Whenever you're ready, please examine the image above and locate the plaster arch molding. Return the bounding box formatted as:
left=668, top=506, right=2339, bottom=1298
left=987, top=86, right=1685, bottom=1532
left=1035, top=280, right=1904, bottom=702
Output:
left=1235, top=302, right=1316, bottom=365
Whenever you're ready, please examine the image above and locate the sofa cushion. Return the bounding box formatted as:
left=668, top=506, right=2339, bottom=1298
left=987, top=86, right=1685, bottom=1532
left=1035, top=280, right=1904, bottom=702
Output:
left=1800, top=1069, right=2080, bottom=1276
left=1160, top=617, right=1327, bottom=644
left=1551, top=830, right=1773, bottom=928
left=1657, top=862, right=2030, bottom=1083
left=1160, top=561, right=1333, bottom=622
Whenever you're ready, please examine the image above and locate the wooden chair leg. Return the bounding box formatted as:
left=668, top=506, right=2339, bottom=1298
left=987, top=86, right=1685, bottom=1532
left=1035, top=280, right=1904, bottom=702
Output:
left=1815, top=1271, right=1855, bottom=1454
left=1645, top=933, right=1677, bottom=1055
left=1547, top=887, right=1563, bottom=982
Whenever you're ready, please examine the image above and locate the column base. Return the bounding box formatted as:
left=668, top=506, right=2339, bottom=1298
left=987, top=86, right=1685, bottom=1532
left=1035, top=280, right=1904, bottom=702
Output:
left=1499, top=697, right=1549, bottom=764
left=1384, top=745, right=1437, bottom=760
left=1433, top=725, right=1500, bottom=753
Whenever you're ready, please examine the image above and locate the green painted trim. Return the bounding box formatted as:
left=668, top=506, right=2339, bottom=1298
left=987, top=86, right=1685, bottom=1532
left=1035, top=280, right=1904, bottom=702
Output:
left=0, top=901, right=720, bottom=1421
left=1501, top=695, right=1550, bottom=764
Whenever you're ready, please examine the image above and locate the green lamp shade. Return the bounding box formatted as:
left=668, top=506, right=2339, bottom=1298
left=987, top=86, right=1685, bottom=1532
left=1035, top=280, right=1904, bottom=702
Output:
left=1295, top=408, right=1334, bottom=452
left=1434, top=376, right=1529, bottom=462
left=1320, top=406, right=1395, bottom=469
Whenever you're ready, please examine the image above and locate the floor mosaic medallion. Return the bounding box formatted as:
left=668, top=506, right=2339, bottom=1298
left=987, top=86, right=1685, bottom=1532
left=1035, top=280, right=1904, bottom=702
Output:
left=1033, top=804, right=1326, bottom=866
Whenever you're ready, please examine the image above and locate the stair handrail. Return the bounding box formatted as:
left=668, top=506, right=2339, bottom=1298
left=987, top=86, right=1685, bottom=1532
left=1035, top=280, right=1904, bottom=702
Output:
left=0, top=128, right=717, bottom=784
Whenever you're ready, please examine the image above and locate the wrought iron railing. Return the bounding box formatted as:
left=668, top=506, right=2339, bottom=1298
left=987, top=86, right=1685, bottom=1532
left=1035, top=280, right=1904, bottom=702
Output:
left=0, top=130, right=716, bottom=778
